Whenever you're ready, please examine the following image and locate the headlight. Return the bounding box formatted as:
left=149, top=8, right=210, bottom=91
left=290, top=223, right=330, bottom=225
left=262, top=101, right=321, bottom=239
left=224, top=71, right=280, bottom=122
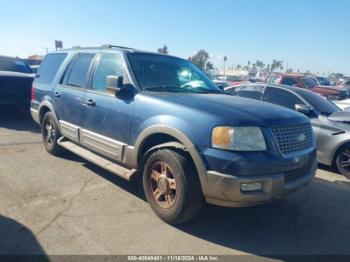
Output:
left=212, top=126, right=267, bottom=151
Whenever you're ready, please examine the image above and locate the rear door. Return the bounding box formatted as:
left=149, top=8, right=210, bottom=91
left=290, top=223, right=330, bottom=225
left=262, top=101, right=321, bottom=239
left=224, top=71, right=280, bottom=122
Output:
left=53, top=52, right=95, bottom=142
left=80, top=51, right=134, bottom=162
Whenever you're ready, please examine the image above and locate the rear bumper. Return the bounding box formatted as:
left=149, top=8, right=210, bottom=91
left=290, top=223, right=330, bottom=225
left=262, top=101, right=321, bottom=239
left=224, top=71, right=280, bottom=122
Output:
left=204, top=158, right=317, bottom=207
left=30, top=108, right=40, bottom=124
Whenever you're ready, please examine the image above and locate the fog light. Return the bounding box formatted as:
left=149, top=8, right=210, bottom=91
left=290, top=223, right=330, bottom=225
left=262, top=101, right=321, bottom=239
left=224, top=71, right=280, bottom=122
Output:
left=240, top=182, right=263, bottom=192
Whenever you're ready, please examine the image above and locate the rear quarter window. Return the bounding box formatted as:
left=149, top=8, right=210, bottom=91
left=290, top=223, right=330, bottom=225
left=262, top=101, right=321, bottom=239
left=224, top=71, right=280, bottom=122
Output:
left=36, top=53, right=67, bottom=84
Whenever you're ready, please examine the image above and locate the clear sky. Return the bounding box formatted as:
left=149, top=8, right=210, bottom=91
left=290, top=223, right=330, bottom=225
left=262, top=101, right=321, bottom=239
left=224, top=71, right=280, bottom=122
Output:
left=0, top=0, right=349, bottom=75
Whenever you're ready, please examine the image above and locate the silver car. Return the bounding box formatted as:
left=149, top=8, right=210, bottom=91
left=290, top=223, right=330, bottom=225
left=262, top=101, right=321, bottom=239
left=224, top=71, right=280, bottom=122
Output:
left=225, top=83, right=350, bottom=179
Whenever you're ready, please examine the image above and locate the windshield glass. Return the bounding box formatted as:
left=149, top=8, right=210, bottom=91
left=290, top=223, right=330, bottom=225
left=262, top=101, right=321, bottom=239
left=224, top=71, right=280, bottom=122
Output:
left=127, top=53, right=222, bottom=93
left=300, top=77, right=318, bottom=88
left=301, top=90, right=340, bottom=116
left=0, top=56, right=32, bottom=73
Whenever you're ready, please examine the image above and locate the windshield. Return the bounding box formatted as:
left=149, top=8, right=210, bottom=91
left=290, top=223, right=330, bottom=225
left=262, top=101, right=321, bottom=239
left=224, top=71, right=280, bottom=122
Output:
left=0, top=56, right=32, bottom=74
left=300, top=77, right=318, bottom=88
left=301, top=90, right=340, bottom=116
left=127, top=53, right=222, bottom=93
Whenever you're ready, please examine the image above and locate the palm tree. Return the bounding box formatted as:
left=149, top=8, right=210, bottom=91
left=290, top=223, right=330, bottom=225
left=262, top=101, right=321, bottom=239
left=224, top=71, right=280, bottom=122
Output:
left=271, top=59, right=283, bottom=72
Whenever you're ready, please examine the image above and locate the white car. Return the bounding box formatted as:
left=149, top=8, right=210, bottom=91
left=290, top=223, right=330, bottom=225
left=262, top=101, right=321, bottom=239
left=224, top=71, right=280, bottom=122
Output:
left=333, top=99, right=350, bottom=111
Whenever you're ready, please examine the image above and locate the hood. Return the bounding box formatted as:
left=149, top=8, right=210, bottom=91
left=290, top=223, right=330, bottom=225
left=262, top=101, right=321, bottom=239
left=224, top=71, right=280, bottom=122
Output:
left=311, top=86, right=342, bottom=95
left=328, top=111, right=350, bottom=123
left=148, top=93, right=309, bottom=127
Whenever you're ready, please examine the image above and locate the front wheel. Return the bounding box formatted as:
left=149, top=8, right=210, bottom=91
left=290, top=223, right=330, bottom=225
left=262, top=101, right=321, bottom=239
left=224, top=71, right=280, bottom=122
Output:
left=41, top=112, right=64, bottom=156
left=335, top=146, right=350, bottom=179
left=143, top=149, right=203, bottom=224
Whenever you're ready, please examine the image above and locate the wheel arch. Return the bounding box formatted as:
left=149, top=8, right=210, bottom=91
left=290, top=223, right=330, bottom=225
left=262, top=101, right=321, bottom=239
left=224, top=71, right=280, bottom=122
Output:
left=133, top=125, right=209, bottom=194
left=38, top=101, right=62, bottom=133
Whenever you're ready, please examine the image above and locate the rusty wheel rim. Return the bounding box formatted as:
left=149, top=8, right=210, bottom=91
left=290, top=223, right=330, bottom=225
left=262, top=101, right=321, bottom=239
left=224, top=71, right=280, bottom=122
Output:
left=150, top=161, right=177, bottom=209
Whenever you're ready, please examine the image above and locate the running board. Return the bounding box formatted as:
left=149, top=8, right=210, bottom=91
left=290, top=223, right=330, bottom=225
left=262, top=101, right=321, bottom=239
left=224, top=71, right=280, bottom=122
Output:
left=58, top=137, right=137, bottom=181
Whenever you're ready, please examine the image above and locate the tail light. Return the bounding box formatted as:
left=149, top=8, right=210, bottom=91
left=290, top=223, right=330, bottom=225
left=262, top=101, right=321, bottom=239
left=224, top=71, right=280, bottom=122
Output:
left=31, top=84, right=36, bottom=101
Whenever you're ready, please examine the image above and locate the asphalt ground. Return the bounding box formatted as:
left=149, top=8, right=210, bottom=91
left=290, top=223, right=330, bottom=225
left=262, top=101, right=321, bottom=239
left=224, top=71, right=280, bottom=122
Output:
left=0, top=109, right=349, bottom=260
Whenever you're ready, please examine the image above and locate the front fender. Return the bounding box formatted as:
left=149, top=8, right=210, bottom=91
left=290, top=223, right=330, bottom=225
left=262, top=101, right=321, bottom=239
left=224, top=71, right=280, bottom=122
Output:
left=129, top=124, right=210, bottom=196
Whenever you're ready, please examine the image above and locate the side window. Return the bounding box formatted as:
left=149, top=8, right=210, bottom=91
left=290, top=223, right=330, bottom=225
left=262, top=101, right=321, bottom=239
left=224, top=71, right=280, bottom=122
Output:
left=65, top=53, right=95, bottom=88
left=36, top=53, right=67, bottom=84
left=264, top=87, right=304, bottom=110
left=280, top=77, right=298, bottom=86
left=237, top=85, right=264, bottom=100
left=92, top=53, right=124, bottom=92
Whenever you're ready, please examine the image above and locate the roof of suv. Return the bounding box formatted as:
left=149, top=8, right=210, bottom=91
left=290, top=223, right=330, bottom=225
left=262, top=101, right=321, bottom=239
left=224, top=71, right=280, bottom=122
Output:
left=54, top=44, right=169, bottom=57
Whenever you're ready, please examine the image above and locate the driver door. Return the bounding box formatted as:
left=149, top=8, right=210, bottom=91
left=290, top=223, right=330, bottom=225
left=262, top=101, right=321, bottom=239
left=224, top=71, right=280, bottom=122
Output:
left=80, top=51, right=134, bottom=162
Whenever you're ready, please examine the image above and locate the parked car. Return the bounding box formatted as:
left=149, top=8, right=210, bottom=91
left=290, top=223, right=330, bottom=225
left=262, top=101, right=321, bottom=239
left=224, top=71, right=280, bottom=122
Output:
left=30, top=65, right=40, bottom=74
left=225, top=83, right=350, bottom=179
left=31, top=45, right=317, bottom=224
left=266, top=73, right=348, bottom=100
left=332, top=99, right=350, bottom=111
left=0, top=55, right=34, bottom=109
left=337, top=78, right=350, bottom=89
left=213, top=80, right=235, bottom=90
left=215, top=75, right=250, bottom=86
left=315, top=76, right=331, bottom=86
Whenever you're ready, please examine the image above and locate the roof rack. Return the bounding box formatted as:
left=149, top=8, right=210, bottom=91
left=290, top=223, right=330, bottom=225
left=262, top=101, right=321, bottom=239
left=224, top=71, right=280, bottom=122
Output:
left=101, top=44, right=135, bottom=50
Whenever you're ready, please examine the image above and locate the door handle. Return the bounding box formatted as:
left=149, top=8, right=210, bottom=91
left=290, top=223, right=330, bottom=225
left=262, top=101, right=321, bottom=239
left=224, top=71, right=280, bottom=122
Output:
left=86, top=99, right=96, bottom=107
left=53, top=91, right=61, bottom=98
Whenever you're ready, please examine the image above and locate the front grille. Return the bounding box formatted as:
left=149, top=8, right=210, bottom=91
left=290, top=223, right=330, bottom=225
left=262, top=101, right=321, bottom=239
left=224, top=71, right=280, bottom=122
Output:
left=271, top=124, right=313, bottom=154
left=285, top=164, right=312, bottom=184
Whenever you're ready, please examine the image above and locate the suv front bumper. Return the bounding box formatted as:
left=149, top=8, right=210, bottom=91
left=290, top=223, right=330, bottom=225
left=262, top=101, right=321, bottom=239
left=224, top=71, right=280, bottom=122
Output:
left=204, top=159, right=317, bottom=207
left=199, top=145, right=317, bottom=207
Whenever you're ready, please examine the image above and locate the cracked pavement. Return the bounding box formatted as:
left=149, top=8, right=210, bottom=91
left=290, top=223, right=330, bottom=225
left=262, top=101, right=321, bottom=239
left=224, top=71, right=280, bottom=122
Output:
left=1, top=110, right=350, bottom=258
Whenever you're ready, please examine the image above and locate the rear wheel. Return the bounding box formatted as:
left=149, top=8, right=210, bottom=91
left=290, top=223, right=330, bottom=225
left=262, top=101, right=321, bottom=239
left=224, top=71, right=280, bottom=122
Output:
left=335, top=146, right=350, bottom=179
left=143, top=149, right=203, bottom=224
left=41, top=112, right=64, bottom=156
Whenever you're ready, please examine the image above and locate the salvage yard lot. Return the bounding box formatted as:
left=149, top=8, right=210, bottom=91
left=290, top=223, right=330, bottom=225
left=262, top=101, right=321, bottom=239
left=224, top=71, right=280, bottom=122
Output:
left=1, top=110, right=350, bottom=256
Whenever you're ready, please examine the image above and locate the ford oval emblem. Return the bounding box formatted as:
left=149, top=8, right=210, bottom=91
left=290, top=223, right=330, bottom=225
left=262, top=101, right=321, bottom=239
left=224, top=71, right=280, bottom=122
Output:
left=296, top=133, right=306, bottom=143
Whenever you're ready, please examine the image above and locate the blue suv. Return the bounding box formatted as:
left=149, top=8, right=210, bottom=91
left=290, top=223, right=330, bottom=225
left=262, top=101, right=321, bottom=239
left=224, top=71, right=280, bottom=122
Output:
left=31, top=45, right=317, bottom=224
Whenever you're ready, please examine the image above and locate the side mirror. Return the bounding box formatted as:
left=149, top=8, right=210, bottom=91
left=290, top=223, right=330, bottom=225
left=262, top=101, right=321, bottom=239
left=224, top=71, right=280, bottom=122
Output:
left=295, top=104, right=311, bottom=115
left=106, top=75, right=123, bottom=95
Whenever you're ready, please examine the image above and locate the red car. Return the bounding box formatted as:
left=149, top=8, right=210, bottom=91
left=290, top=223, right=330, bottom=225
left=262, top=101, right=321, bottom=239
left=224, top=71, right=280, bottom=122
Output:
left=267, top=73, right=349, bottom=100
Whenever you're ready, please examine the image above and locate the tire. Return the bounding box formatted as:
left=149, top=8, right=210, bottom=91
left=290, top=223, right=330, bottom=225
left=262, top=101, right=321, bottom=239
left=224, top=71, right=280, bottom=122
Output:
left=335, top=146, right=350, bottom=179
left=41, top=112, right=64, bottom=156
left=143, top=149, right=204, bottom=224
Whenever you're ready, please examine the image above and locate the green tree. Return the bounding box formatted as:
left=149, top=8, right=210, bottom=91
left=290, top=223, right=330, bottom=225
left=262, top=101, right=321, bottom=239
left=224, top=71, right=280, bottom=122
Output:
left=206, top=61, right=214, bottom=70
left=190, top=50, right=210, bottom=69
left=271, top=59, right=284, bottom=72
left=255, top=60, right=265, bottom=71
